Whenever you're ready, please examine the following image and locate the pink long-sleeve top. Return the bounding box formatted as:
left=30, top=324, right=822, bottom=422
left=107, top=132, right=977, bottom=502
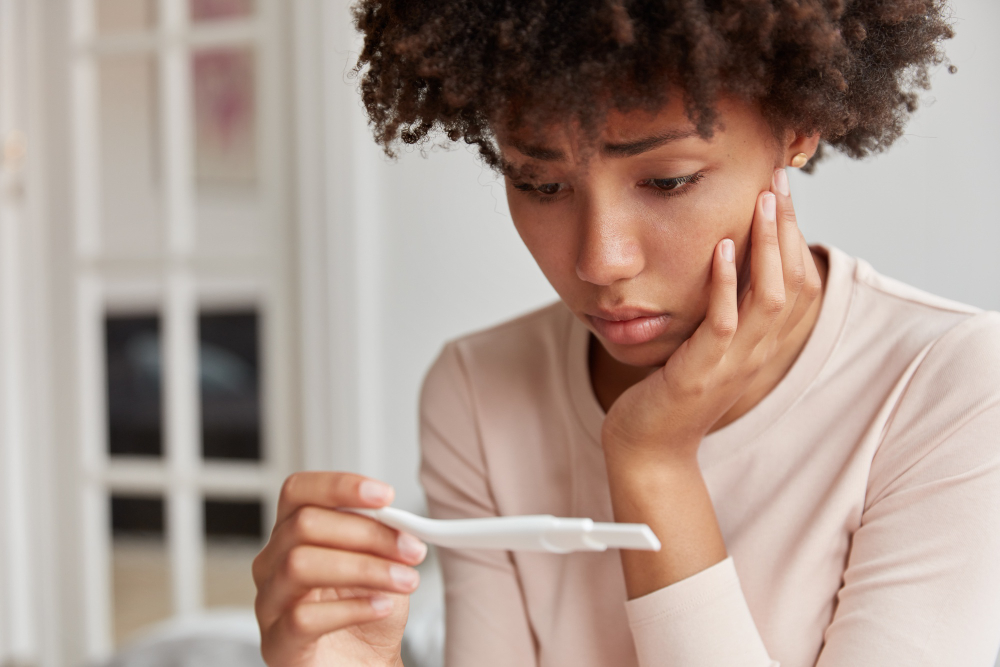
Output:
left=418, top=245, right=1000, bottom=667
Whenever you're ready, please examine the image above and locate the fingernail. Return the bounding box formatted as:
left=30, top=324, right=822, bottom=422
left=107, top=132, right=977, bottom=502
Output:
left=763, top=193, right=776, bottom=220
left=721, top=239, right=735, bottom=263
left=397, top=532, right=428, bottom=562
left=774, top=168, right=790, bottom=196
left=390, top=564, right=420, bottom=590
left=370, top=595, right=394, bottom=614
left=359, top=480, right=393, bottom=504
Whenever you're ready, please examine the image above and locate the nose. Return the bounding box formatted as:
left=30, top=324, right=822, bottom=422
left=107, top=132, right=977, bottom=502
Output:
left=574, top=195, right=644, bottom=286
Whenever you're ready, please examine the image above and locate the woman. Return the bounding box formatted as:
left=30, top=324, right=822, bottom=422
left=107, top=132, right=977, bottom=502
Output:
left=253, top=1, right=1000, bottom=665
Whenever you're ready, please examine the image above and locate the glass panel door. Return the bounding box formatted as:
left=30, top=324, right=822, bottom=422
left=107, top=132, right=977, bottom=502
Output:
left=70, top=0, right=293, bottom=657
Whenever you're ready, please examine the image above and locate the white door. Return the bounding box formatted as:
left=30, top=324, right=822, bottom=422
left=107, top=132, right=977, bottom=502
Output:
left=65, top=0, right=296, bottom=658
left=3, top=0, right=422, bottom=663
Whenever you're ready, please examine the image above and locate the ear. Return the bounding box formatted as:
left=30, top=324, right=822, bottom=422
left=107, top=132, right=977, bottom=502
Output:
left=782, top=131, right=821, bottom=167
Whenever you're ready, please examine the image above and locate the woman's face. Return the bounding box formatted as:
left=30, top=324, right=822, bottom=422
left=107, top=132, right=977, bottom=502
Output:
left=500, top=94, right=786, bottom=369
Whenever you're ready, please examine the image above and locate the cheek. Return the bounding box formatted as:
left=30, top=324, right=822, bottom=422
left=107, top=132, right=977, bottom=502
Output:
left=509, top=201, right=579, bottom=295
left=641, top=182, right=758, bottom=310
left=645, top=191, right=745, bottom=270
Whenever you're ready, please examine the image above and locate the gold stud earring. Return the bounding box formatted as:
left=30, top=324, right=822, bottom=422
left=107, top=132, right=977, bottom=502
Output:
left=790, top=153, right=809, bottom=169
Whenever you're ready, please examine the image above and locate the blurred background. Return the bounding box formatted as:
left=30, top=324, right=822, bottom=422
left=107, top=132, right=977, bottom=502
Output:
left=0, top=1, right=996, bottom=666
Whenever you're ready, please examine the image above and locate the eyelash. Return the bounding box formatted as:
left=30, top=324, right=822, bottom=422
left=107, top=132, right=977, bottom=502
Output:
left=513, top=170, right=706, bottom=203
left=641, top=171, right=706, bottom=199
left=512, top=181, right=565, bottom=204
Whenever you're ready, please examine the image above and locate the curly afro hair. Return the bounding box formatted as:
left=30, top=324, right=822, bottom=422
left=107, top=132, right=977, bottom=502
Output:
left=351, top=0, right=954, bottom=174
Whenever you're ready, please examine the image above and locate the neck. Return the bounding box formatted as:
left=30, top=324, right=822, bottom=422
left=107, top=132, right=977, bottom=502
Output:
left=589, top=248, right=829, bottom=432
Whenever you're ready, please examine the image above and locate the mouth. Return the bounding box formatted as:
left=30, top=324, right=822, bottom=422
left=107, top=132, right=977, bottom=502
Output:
left=586, top=308, right=672, bottom=346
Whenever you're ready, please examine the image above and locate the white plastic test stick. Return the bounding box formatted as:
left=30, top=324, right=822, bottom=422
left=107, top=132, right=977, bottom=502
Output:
left=341, top=507, right=661, bottom=554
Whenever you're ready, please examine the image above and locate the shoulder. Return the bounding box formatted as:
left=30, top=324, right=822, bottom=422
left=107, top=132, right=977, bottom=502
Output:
left=451, top=299, right=572, bottom=371
left=867, top=310, right=1000, bottom=506
left=820, top=247, right=985, bottom=385
left=890, top=310, right=1000, bottom=444
left=844, top=251, right=982, bottom=349
left=419, top=300, right=572, bottom=413
left=851, top=255, right=981, bottom=318
left=909, top=310, right=1000, bottom=403
left=817, top=249, right=1000, bottom=502
left=417, top=300, right=578, bottom=500
left=845, top=251, right=999, bottom=400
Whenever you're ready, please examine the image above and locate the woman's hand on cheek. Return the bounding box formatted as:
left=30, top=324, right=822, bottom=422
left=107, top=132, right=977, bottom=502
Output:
left=601, top=168, right=822, bottom=468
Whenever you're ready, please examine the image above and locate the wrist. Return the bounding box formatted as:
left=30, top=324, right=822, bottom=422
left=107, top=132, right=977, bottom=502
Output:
left=605, top=453, right=728, bottom=597
left=601, top=429, right=701, bottom=472
left=606, top=454, right=701, bottom=499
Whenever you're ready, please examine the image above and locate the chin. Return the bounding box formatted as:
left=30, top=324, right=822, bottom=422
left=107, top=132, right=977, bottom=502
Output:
left=599, top=337, right=681, bottom=369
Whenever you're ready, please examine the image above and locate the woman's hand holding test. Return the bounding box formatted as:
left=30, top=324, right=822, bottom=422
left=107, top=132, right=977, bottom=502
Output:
left=253, top=472, right=426, bottom=666
left=601, top=168, right=823, bottom=599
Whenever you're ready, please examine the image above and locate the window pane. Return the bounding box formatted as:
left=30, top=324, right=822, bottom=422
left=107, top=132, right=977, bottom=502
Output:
left=193, top=47, right=258, bottom=189
left=110, top=495, right=171, bottom=645
left=204, top=497, right=262, bottom=608
left=193, top=46, right=264, bottom=255
left=111, top=495, right=164, bottom=535
left=106, top=315, right=162, bottom=457
left=96, top=0, right=157, bottom=34
left=98, top=54, right=164, bottom=256
left=204, top=498, right=263, bottom=540
left=199, top=311, right=261, bottom=460
left=191, top=0, right=255, bottom=22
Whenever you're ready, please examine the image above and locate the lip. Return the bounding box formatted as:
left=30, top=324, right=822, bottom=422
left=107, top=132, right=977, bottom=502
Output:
left=587, top=309, right=672, bottom=346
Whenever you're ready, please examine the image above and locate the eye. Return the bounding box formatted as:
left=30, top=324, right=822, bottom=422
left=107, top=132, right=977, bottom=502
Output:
left=640, top=171, right=705, bottom=198
left=650, top=178, right=686, bottom=191
left=513, top=181, right=567, bottom=201
left=513, top=182, right=563, bottom=195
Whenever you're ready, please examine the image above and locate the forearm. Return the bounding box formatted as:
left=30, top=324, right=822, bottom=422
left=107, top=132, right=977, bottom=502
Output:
left=604, top=447, right=728, bottom=600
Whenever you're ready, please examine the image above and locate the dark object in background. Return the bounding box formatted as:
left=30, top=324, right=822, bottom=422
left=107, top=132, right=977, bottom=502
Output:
left=106, top=316, right=163, bottom=457
left=104, top=310, right=264, bottom=461
left=199, top=311, right=261, bottom=461
left=204, top=499, right=262, bottom=541
left=111, top=495, right=165, bottom=536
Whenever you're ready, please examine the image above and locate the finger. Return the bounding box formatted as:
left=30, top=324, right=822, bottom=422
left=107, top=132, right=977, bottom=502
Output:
left=778, top=232, right=823, bottom=340
left=733, top=191, right=785, bottom=352
left=262, top=545, right=419, bottom=617
left=280, top=507, right=426, bottom=564
left=770, top=168, right=807, bottom=333
left=685, top=238, right=738, bottom=365
left=275, top=472, right=394, bottom=526
left=262, top=597, right=395, bottom=659
left=801, top=233, right=822, bottom=295
left=256, top=506, right=426, bottom=583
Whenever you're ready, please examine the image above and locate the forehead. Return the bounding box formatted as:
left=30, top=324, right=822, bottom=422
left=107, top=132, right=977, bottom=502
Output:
left=496, top=94, right=767, bottom=171
left=499, top=97, right=692, bottom=155
left=601, top=97, right=694, bottom=142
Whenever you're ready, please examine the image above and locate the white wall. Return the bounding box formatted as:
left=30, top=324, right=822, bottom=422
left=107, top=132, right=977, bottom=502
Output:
left=299, top=1, right=557, bottom=511
left=792, top=0, right=1000, bottom=310
left=371, top=148, right=557, bottom=511
left=346, top=0, right=1000, bottom=513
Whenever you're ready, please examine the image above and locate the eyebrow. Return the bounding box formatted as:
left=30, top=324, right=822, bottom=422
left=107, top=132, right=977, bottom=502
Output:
left=510, top=128, right=700, bottom=162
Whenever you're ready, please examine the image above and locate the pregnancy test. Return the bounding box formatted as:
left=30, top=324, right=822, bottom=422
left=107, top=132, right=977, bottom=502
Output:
left=341, top=506, right=661, bottom=554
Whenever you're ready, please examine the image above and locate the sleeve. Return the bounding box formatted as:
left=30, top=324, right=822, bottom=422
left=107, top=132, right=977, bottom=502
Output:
left=417, top=342, right=538, bottom=667
left=625, top=312, right=1000, bottom=667
left=815, top=313, right=1000, bottom=666
left=625, top=556, right=778, bottom=666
